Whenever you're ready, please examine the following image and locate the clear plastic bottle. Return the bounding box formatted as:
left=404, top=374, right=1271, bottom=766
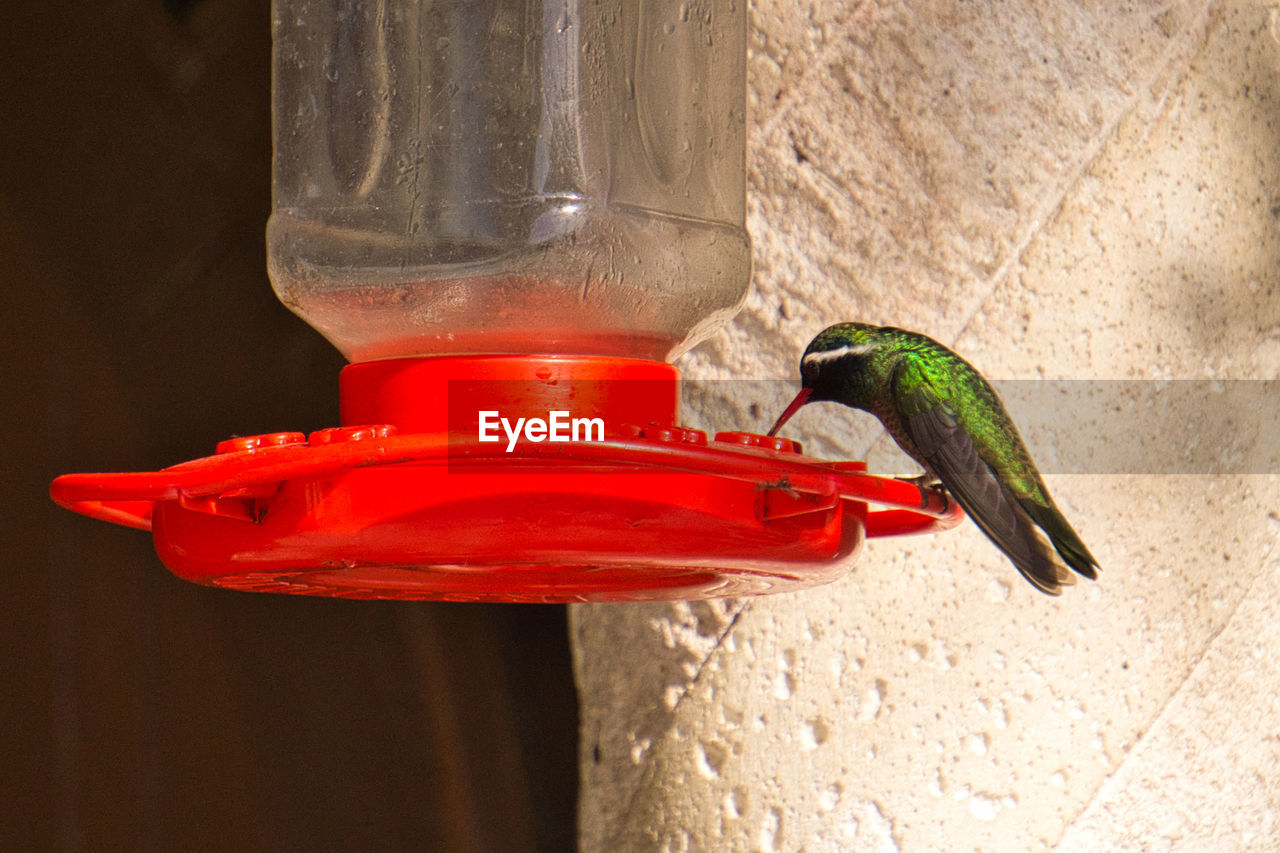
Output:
left=268, top=0, right=749, bottom=363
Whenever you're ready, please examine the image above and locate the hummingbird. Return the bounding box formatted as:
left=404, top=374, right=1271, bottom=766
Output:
left=768, top=322, right=1098, bottom=595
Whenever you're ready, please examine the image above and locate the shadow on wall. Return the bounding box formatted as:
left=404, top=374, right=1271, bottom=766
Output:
left=0, top=3, right=577, bottom=851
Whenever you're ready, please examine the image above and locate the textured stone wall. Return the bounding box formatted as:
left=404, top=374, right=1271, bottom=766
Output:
left=575, top=1, right=1280, bottom=850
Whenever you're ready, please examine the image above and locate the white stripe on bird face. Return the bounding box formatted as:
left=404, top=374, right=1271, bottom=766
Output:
left=801, top=341, right=877, bottom=366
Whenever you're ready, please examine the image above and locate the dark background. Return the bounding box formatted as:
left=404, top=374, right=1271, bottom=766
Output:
left=1, top=1, right=578, bottom=849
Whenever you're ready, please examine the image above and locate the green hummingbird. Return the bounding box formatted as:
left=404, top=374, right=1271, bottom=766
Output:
left=768, top=322, right=1098, bottom=595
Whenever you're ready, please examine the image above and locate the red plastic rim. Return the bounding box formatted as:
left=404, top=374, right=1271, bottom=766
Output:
left=49, top=355, right=962, bottom=602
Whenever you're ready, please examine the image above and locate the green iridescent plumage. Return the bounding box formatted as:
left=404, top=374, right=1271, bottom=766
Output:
left=771, top=322, right=1099, bottom=595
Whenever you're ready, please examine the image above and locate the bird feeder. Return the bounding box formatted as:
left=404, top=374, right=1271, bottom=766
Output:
left=50, top=0, right=960, bottom=602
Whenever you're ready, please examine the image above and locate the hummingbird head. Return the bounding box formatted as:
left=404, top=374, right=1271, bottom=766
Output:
left=798, top=323, right=884, bottom=402
left=768, top=323, right=885, bottom=436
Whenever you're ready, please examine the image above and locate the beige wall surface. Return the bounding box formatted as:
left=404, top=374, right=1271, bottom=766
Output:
left=575, top=2, right=1280, bottom=850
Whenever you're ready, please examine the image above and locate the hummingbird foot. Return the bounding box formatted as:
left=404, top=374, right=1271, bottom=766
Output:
left=895, top=474, right=944, bottom=509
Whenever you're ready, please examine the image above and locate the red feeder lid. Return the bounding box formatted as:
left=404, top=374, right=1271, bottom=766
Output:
left=50, top=355, right=961, bottom=602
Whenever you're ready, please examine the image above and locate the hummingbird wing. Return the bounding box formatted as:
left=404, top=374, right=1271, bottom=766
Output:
left=891, top=357, right=1075, bottom=595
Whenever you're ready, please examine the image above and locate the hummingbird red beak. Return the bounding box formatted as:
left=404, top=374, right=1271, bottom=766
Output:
left=767, top=387, right=813, bottom=436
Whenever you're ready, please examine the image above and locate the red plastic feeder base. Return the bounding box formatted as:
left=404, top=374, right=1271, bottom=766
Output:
left=50, top=356, right=961, bottom=602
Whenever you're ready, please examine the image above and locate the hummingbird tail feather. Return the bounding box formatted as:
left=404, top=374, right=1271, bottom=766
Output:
left=961, top=495, right=1075, bottom=596
left=1024, top=504, right=1100, bottom=581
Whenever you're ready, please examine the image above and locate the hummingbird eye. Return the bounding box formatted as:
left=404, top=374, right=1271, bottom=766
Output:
left=800, top=359, right=820, bottom=384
